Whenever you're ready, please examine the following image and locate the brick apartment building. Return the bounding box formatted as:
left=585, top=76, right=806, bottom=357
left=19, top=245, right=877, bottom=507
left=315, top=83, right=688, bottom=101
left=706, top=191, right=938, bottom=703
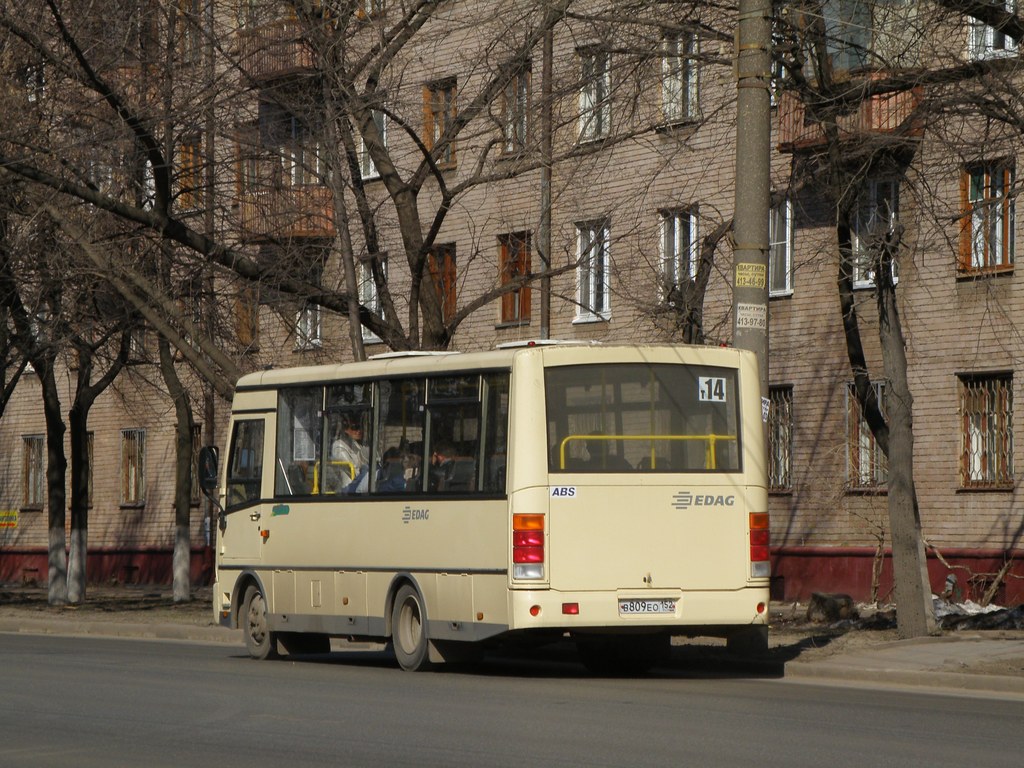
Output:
left=0, top=1, right=1021, bottom=604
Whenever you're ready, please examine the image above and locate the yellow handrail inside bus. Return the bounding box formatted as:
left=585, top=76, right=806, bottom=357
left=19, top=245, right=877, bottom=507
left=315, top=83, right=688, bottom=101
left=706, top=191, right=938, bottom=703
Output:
left=557, top=434, right=738, bottom=470
left=312, top=460, right=356, bottom=494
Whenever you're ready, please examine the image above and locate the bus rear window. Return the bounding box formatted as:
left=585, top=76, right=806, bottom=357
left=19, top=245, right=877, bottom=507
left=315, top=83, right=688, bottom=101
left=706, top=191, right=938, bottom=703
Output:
left=545, top=364, right=741, bottom=473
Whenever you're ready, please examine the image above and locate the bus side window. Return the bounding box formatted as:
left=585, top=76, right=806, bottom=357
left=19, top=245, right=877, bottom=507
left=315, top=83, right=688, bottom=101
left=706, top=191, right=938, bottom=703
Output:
left=275, top=386, right=323, bottom=497
left=482, top=373, right=510, bottom=493
left=226, top=419, right=265, bottom=509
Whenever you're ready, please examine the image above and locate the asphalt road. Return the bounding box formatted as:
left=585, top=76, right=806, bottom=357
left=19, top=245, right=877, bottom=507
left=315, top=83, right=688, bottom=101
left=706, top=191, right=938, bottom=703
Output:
left=2, top=634, right=1023, bottom=768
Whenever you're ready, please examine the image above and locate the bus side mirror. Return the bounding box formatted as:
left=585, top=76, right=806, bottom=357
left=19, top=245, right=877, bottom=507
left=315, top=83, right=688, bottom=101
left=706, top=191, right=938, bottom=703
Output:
left=198, top=446, right=219, bottom=493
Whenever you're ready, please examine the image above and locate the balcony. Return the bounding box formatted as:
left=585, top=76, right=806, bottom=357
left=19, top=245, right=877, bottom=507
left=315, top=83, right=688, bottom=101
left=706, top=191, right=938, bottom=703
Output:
left=237, top=186, right=335, bottom=241
left=237, top=20, right=314, bottom=82
left=776, top=83, right=922, bottom=152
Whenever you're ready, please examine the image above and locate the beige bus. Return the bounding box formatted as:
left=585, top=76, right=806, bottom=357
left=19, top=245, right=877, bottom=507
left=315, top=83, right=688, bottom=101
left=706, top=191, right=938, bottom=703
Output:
left=206, top=343, right=770, bottom=672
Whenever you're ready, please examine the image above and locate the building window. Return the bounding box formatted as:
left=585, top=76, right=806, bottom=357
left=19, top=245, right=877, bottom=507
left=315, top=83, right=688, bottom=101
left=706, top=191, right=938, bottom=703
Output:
left=121, top=428, right=146, bottom=506
left=177, top=0, right=203, bottom=64
left=428, top=243, right=457, bottom=324
left=968, top=0, right=1018, bottom=60
left=179, top=134, right=204, bottom=210
left=578, top=47, right=610, bottom=142
left=768, top=386, right=793, bottom=491
left=498, top=232, right=531, bottom=324
left=960, top=161, right=1015, bottom=273
left=87, top=431, right=94, bottom=508
left=359, top=108, right=387, bottom=180
left=190, top=425, right=202, bottom=504
left=660, top=208, right=697, bottom=298
left=285, top=117, right=325, bottom=187
left=22, top=63, right=45, bottom=103
left=959, top=374, right=1013, bottom=488
left=295, top=302, right=321, bottom=350
left=823, top=0, right=871, bottom=72
left=770, top=198, right=793, bottom=296
left=22, top=435, right=44, bottom=509
left=852, top=178, right=899, bottom=288
left=576, top=220, right=611, bottom=321
left=357, top=0, right=385, bottom=18
left=662, top=31, right=697, bottom=123
left=847, top=382, right=887, bottom=489
left=424, top=78, right=457, bottom=168
left=502, top=66, right=530, bottom=154
left=360, top=257, right=387, bottom=343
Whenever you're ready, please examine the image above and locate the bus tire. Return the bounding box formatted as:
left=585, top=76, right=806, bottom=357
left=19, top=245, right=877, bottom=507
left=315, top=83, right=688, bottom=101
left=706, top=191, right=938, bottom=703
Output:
left=242, top=585, right=279, bottom=661
left=391, top=584, right=434, bottom=672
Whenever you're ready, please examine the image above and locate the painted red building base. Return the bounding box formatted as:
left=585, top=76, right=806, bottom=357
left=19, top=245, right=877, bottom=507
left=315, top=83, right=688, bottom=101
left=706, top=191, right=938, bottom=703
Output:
left=0, top=547, right=214, bottom=588
left=772, top=546, right=1024, bottom=606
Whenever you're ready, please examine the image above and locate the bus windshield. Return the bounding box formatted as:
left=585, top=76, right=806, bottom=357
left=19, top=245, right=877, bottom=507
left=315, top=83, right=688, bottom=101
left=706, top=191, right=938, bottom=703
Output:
left=545, top=363, right=741, bottom=473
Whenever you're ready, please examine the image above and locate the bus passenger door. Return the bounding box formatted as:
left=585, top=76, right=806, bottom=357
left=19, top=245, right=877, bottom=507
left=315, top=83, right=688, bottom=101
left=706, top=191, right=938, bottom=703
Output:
left=219, top=417, right=268, bottom=564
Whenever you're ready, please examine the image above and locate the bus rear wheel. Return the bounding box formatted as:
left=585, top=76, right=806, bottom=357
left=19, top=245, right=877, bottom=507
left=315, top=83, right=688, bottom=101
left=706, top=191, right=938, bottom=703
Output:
left=391, top=585, right=434, bottom=672
left=242, top=585, right=279, bottom=660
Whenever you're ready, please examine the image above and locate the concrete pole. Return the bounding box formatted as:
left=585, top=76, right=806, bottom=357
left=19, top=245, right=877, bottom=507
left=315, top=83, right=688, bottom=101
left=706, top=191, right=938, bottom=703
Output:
left=732, top=0, right=772, bottom=402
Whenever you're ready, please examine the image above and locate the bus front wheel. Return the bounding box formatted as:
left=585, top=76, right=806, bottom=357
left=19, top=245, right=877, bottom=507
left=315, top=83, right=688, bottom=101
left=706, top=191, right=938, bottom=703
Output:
left=242, top=585, right=279, bottom=661
left=391, top=584, right=434, bottom=672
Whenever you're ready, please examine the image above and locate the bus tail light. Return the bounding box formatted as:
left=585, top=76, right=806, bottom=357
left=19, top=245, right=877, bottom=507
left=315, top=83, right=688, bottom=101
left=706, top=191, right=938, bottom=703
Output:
left=749, top=512, right=770, bottom=579
left=513, top=514, right=545, bottom=580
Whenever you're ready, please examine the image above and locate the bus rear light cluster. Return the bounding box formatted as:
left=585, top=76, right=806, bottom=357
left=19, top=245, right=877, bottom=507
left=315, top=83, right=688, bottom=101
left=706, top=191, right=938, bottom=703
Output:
left=513, top=513, right=545, bottom=580
left=749, top=512, right=770, bottom=579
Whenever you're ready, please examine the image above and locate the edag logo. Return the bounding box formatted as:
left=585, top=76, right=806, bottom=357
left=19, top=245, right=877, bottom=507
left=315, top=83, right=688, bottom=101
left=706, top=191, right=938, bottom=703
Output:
left=672, top=491, right=735, bottom=510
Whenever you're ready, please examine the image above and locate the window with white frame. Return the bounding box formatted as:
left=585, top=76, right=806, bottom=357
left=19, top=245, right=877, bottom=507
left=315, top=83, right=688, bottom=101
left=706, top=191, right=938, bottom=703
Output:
left=360, top=257, right=386, bottom=343
left=769, top=198, right=793, bottom=296
left=503, top=65, right=530, bottom=154
left=961, top=160, right=1015, bottom=272
left=847, top=382, right=887, bottom=489
left=662, top=30, right=697, bottom=123
left=659, top=208, right=697, bottom=297
left=968, top=0, right=1018, bottom=60
left=22, top=435, right=44, bottom=509
left=121, top=428, right=146, bottom=506
left=296, top=302, right=322, bottom=349
left=959, top=373, right=1013, bottom=488
left=359, top=108, right=387, bottom=180
left=578, top=47, right=610, bottom=142
left=23, top=63, right=45, bottom=103
left=768, top=386, right=793, bottom=491
left=851, top=178, right=899, bottom=288
left=286, top=116, right=326, bottom=186
left=576, top=220, right=611, bottom=320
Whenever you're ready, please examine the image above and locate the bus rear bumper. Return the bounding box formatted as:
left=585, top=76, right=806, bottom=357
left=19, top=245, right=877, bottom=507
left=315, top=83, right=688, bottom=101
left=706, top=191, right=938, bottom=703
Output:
left=508, top=586, right=769, bottom=636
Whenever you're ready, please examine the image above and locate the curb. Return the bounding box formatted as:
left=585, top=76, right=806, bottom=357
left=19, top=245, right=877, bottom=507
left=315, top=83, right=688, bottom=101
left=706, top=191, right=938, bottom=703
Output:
left=783, top=658, right=1024, bottom=696
left=0, top=618, right=241, bottom=645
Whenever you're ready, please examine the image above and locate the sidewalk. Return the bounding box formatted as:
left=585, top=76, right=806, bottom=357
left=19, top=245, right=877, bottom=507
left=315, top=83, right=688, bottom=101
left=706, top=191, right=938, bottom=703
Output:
left=2, top=585, right=1023, bottom=695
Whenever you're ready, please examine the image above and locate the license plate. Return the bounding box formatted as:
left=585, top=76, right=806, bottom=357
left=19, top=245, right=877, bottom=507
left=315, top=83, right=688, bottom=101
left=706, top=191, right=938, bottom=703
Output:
left=618, top=598, right=677, bottom=615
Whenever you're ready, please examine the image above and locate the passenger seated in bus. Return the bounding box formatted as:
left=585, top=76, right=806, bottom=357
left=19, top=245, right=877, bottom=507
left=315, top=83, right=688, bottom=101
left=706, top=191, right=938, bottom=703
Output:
left=331, top=416, right=368, bottom=490
left=585, top=434, right=632, bottom=471
left=429, top=441, right=458, bottom=492
left=377, top=447, right=408, bottom=492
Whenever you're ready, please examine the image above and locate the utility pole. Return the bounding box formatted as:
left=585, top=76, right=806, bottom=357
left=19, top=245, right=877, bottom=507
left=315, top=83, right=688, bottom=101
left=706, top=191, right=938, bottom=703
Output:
left=732, top=0, right=772, bottom=403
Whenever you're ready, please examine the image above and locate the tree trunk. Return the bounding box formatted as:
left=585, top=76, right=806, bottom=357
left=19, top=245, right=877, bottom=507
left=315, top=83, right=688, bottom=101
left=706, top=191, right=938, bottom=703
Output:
left=67, top=400, right=90, bottom=604
left=39, top=365, right=68, bottom=606
left=876, top=233, right=936, bottom=637
left=159, top=338, right=194, bottom=602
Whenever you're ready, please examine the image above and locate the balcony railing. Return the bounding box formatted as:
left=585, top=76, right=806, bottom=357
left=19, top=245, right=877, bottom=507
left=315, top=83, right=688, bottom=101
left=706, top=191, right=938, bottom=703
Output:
left=776, top=83, right=922, bottom=152
left=237, top=185, right=335, bottom=240
left=237, top=20, right=315, bottom=81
